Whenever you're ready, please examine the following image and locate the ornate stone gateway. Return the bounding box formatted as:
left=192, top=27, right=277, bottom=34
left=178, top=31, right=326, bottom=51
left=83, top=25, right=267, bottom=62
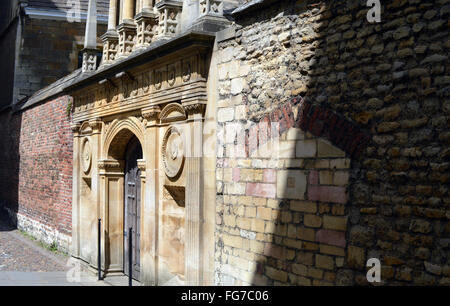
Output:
left=68, top=31, right=216, bottom=285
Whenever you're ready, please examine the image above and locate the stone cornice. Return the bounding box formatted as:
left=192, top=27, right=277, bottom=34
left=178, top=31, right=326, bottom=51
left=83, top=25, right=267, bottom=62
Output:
left=65, top=31, right=215, bottom=93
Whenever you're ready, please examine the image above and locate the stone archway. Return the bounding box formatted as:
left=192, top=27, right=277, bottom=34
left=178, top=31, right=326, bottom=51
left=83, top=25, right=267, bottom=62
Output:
left=98, top=123, right=146, bottom=278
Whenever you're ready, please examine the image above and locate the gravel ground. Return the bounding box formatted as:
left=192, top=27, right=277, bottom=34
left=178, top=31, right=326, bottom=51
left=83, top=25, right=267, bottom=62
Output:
left=0, top=214, right=69, bottom=272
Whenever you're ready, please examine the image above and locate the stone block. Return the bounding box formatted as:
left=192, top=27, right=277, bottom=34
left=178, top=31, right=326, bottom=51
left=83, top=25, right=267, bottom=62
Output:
left=276, top=170, right=307, bottom=200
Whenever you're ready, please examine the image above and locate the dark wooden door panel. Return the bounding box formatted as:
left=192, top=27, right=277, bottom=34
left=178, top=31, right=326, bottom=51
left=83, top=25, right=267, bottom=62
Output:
left=124, top=136, right=142, bottom=281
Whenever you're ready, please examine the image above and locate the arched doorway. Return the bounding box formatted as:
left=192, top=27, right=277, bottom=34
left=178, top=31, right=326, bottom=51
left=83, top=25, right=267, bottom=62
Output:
left=124, top=135, right=143, bottom=281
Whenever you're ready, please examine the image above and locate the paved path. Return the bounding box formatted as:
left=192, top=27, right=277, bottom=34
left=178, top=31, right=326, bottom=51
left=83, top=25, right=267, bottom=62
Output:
left=0, top=213, right=109, bottom=286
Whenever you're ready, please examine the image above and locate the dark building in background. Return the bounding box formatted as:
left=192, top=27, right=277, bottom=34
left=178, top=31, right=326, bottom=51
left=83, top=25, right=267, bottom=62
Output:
left=0, top=0, right=108, bottom=110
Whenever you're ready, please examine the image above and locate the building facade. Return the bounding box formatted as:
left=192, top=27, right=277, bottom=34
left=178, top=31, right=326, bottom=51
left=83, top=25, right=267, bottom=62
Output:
left=0, top=0, right=449, bottom=286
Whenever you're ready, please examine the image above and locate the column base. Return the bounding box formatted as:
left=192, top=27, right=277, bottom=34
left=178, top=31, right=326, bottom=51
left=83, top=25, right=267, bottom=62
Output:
left=100, top=30, right=119, bottom=66
left=117, top=20, right=137, bottom=59
left=81, top=48, right=98, bottom=72
left=134, top=11, right=158, bottom=50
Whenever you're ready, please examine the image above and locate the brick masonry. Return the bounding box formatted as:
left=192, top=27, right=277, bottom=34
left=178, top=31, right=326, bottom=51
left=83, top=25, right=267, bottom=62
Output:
left=0, top=96, right=73, bottom=252
left=215, top=0, right=450, bottom=285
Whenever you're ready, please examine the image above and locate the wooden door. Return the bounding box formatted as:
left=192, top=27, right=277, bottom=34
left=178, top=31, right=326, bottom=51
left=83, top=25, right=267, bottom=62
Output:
left=124, top=136, right=142, bottom=281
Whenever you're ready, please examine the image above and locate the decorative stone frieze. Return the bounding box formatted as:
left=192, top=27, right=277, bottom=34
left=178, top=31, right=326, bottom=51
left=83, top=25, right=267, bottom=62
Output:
left=71, top=47, right=210, bottom=123
left=155, top=0, right=183, bottom=40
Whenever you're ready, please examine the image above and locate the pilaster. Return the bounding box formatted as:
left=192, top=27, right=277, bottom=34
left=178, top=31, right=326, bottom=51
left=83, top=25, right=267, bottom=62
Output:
left=71, top=123, right=82, bottom=258
left=141, top=106, right=161, bottom=285
left=183, top=100, right=206, bottom=285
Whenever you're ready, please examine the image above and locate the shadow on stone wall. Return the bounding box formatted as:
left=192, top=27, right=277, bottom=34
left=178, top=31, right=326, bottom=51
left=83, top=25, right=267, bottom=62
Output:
left=236, top=0, right=450, bottom=286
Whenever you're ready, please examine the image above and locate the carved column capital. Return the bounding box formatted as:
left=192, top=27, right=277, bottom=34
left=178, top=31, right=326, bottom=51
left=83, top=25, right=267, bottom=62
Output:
left=183, top=100, right=207, bottom=118
left=142, top=105, right=161, bottom=123
left=71, top=123, right=82, bottom=136
left=89, top=118, right=103, bottom=134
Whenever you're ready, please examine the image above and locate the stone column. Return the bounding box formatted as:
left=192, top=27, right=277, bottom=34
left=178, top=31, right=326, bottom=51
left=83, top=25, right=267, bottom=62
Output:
left=71, top=123, right=82, bottom=258
left=183, top=100, right=206, bottom=285
left=142, top=0, right=152, bottom=11
left=123, top=0, right=134, bottom=20
left=107, top=0, right=117, bottom=30
left=141, top=106, right=160, bottom=285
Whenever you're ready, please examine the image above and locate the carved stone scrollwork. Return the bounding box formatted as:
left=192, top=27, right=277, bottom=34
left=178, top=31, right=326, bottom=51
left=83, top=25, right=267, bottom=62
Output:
left=162, top=126, right=184, bottom=178
left=184, top=102, right=207, bottom=116
left=89, top=119, right=103, bottom=134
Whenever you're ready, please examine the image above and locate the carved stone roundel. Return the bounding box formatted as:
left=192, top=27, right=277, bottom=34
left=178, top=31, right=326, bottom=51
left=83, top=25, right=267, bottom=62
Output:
left=81, top=138, right=92, bottom=173
left=162, top=126, right=184, bottom=178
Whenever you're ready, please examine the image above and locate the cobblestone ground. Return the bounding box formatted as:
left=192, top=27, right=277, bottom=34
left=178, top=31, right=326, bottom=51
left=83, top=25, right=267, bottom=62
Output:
left=0, top=213, right=109, bottom=286
left=0, top=216, right=68, bottom=272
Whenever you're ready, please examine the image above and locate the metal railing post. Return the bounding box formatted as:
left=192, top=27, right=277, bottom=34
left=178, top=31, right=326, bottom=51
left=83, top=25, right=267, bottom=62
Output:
left=98, top=218, right=102, bottom=280
left=128, top=226, right=132, bottom=286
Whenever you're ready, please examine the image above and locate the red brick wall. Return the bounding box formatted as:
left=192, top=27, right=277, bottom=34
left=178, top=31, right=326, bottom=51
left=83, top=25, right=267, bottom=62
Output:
left=0, top=95, right=73, bottom=236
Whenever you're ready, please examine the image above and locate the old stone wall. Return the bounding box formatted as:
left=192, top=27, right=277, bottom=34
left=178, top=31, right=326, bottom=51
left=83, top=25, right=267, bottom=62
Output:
left=0, top=96, right=73, bottom=252
left=13, top=17, right=106, bottom=104
left=215, top=0, right=449, bottom=285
